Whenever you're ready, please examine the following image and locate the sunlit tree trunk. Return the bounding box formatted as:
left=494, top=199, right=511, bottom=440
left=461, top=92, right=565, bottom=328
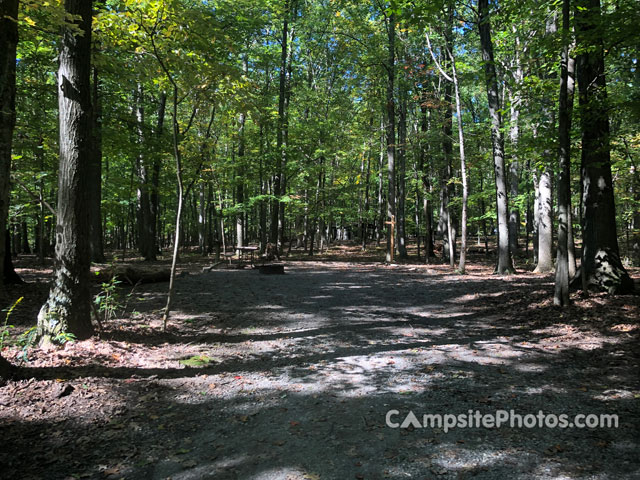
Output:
left=478, top=0, right=514, bottom=274
left=236, top=109, right=246, bottom=249
left=508, top=29, right=523, bottom=256
left=37, top=0, right=95, bottom=344
left=534, top=168, right=554, bottom=272
left=575, top=0, right=633, bottom=293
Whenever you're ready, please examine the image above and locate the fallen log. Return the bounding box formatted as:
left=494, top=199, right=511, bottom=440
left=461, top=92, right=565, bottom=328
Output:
left=257, top=263, right=285, bottom=275
left=94, top=266, right=171, bottom=285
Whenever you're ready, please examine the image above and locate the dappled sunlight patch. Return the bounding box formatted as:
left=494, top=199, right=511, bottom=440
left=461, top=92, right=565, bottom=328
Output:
left=431, top=445, right=512, bottom=471
left=593, top=389, right=639, bottom=401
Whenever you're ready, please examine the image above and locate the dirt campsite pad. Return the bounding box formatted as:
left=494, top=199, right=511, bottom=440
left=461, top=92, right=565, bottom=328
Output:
left=1, top=260, right=639, bottom=479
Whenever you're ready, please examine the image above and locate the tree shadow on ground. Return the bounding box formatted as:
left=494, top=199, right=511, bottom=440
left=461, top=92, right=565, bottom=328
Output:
left=1, top=262, right=639, bottom=479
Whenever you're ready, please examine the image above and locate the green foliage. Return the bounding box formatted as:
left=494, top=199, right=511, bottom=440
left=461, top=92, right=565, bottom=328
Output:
left=8, top=0, right=639, bottom=266
left=16, top=326, right=37, bottom=364
left=179, top=354, right=211, bottom=367
left=94, top=274, right=123, bottom=324
left=0, top=298, right=24, bottom=352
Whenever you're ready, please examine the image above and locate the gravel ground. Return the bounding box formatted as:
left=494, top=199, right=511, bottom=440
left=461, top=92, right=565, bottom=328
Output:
left=1, top=260, right=639, bottom=480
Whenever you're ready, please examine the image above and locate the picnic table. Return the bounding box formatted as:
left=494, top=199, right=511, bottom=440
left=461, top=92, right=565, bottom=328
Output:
left=235, top=246, right=259, bottom=266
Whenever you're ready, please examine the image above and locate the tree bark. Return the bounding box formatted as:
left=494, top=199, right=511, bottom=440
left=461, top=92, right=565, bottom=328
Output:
left=419, top=90, right=434, bottom=259
left=162, top=83, right=184, bottom=330
left=236, top=110, right=246, bottom=249
left=150, top=92, right=166, bottom=258
left=575, top=0, right=633, bottom=294
left=425, top=27, right=469, bottom=272
left=0, top=0, right=19, bottom=289
left=478, top=0, right=514, bottom=274
left=555, top=0, right=573, bottom=305
left=37, top=0, right=95, bottom=344
left=135, top=85, right=155, bottom=261
left=397, top=83, right=407, bottom=259
left=271, top=0, right=290, bottom=249
left=385, top=10, right=396, bottom=263
left=534, top=168, right=554, bottom=272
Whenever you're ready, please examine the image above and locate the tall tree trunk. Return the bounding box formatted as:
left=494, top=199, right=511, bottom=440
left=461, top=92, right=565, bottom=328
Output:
left=271, top=0, right=289, bottom=249
left=397, top=84, right=407, bottom=259
left=150, top=92, right=166, bottom=258
left=135, top=85, right=155, bottom=261
left=535, top=16, right=557, bottom=274
left=534, top=168, right=554, bottom=272
left=478, top=0, right=514, bottom=274
left=149, top=92, right=167, bottom=255
left=440, top=76, right=455, bottom=268
left=385, top=10, right=396, bottom=263
left=451, top=54, right=468, bottom=273
left=37, top=0, right=94, bottom=344
left=259, top=124, right=267, bottom=253
left=426, top=27, right=469, bottom=272
left=162, top=83, right=185, bottom=330
left=198, top=182, right=206, bottom=254
left=508, top=29, right=523, bottom=256
left=89, top=65, right=105, bottom=263
left=555, top=0, right=572, bottom=305
left=566, top=56, right=578, bottom=278
left=420, top=91, right=434, bottom=259
left=0, top=0, right=19, bottom=289
left=377, top=116, right=385, bottom=246
left=575, top=0, right=633, bottom=294
left=236, top=110, right=246, bottom=249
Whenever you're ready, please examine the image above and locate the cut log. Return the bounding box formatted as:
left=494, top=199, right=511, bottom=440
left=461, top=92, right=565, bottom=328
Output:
left=95, top=266, right=171, bottom=285
left=258, top=263, right=285, bottom=275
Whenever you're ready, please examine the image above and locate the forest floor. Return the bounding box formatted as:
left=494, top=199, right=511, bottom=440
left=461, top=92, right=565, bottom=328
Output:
left=1, top=244, right=639, bottom=480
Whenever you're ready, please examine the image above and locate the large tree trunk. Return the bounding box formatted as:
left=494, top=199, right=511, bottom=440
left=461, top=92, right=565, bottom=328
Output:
left=555, top=0, right=573, bottom=306
left=575, top=0, right=633, bottom=294
left=478, top=0, right=514, bottom=274
left=0, top=0, right=19, bottom=289
left=37, top=0, right=95, bottom=344
left=534, top=168, right=554, bottom=272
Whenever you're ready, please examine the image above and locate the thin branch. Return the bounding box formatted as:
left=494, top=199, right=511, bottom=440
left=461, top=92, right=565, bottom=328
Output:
left=11, top=177, right=56, bottom=216
left=425, top=31, right=453, bottom=83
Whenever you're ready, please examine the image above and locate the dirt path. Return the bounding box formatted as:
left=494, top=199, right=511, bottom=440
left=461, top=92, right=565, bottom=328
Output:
left=1, top=261, right=639, bottom=479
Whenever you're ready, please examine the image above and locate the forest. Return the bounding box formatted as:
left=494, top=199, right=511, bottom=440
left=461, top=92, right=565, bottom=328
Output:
left=0, top=0, right=639, bottom=479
